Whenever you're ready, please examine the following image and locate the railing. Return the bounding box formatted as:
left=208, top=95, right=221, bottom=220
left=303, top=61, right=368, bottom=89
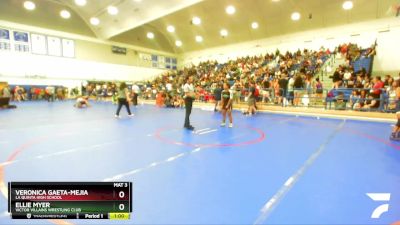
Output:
left=319, top=55, right=335, bottom=82
left=141, top=87, right=398, bottom=113
left=4, top=85, right=397, bottom=113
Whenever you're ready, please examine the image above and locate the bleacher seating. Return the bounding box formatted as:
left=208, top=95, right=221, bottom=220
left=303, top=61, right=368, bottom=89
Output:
left=352, top=56, right=374, bottom=74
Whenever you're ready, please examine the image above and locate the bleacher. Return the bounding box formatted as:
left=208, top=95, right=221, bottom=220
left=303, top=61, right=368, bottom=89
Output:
left=352, top=56, right=374, bottom=74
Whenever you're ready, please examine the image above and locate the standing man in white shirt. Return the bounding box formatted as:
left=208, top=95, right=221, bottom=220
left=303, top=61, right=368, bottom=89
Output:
left=287, top=75, right=295, bottom=105
left=131, top=83, right=140, bottom=106
left=166, top=81, right=172, bottom=92
left=183, top=76, right=195, bottom=130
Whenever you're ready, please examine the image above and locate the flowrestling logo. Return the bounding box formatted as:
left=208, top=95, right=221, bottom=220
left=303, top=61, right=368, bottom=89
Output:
left=366, top=193, right=391, bottom=219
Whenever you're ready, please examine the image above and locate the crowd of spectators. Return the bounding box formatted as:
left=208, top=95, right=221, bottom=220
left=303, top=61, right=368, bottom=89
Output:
left=336, top=42, right=376, bottom=65
left=331, top=42, right=377, bottom=88
left=1, top=41, right=397, bottom=112
left=144, top=41, right=400, bottom=112
left=329, top=72, right=400, bottom=111
left=146, top=47, right=331, bottom=108
left=0, top=85, right=70, bottom=102
left=326, top=43, right=400, bottom=111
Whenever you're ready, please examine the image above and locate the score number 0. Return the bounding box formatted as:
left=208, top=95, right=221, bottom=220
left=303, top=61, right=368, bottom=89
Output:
left=118, top=191, right=125, bottom=211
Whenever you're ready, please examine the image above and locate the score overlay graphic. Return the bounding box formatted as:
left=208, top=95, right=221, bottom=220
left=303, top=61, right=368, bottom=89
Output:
left=8, top=182, right=132, bottom=220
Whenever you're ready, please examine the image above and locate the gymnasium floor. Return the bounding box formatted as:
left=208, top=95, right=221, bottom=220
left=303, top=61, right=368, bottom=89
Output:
left=0, top=101, right=399, bottom=225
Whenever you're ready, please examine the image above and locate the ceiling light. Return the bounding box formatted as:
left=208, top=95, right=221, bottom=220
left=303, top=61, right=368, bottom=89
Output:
left=107, top=6, right=119, bottom=15
left=192, top=17, right=201, bottom=25
left=271, top=0, right=280, bottom=2
left=74, top=0, right=87, bottom=6
left=175, top=40, right=182, bottom=47
left=167, top=25, right=175, bottom=33
left=291, top=12, right=301, bottom=21
left=251, top=22, right=259, bottom=29
left=134, top=0, right=142, bottom=2
left=60, top=10, right=71, bottom=19
left=342, top=1, right=353, bottom=10
left=220, top=29, right=228, bottom=37
left=195, top=35, right=203, bottom=42
left=147, top=32, right=154, bottom=39
left=90, top=17, right=100, bottom=26
left=23, top=1, right=35, bottom=10
left=226, top=5, right=236, bottom=15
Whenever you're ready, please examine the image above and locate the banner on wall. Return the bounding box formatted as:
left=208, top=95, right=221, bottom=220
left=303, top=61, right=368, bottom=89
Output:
left=0, top=28, right=11, bottom=51
left=13, top=31, right=30, bottom=52
left=47, top=36, right=62, bottom=56
left=151, top=54, right=158, bottom=68
left=13, top=31, right=28, bottom=42
left=164, top=57, right=177, bottom=70
left=165, top=57, right=171, bottom=69
left=31, top=34, right=47, bottom=55
left=0, top=29, right=10, bottom=40
left=62, top=39, right=75, bottom=58
left=139, top=53, right=151, bottom=61
left=158, top=55, right=165, bottom=69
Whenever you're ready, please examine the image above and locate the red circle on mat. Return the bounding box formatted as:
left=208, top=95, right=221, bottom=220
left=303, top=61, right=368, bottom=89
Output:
left=154, top=126, right=266, bottom=148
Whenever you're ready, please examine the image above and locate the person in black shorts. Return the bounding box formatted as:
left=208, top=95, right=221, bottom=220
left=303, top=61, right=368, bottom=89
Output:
left=213, top=83, right=223, bottom=112
left=390, top=111, right=400, bottom=140
left=220, top=83, right=234, bottom=128
left=244, top=81, right=257, bottom=115
left=278, top=73, right=289, bottom=105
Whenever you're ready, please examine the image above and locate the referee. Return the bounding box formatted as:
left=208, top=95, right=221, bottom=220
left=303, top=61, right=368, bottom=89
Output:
left=183, top=76, right=195, bottom=130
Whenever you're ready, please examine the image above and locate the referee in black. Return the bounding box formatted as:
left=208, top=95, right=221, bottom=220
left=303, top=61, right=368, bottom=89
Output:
left=183, top=76, right=195, bottom=130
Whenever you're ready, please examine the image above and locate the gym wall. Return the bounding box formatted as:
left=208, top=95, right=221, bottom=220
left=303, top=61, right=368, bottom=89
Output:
left=181, top=17, right=400, bottom=76
left=0, top=20, right=176, bottom=86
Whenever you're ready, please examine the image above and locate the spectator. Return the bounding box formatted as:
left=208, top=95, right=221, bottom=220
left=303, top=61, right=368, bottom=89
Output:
left=364, top=77, right=372, bottom=89
left=347, top=72, right=355, bottom=88
left=335, top=92, right=346, bottom=110
left=272, top=78, right=280, bottom=104
left=164, top=92, right=174, bottom=108
left=213, top=83, right=222, bottom=112
left=2, top=85, right=11, bottom=98
left=353, top=90, right=367, bottom=110
left=278, top=73, right=288, bottom=106
left=384, top=75, right=392, bottom=86
left=332, top=68, right=342, bottom=88
left=70, top=87, right=79, bottom=98
left=45, top=86, right=55, bottom=102
left=261, top=76, right=271, bottom=103
left=244, top=81, right=257, bottom=115
left=131, top=83, right=140, bottom=106
left=305, top=73, right=314, bottom=95
left=314, top=77, right=323, bottom=103
left=156, top=91, right=165, bottom=107
left=14, top=86, right=24, bottom=102
left=363, top=94, right=379, bottom=110
left=173, top=96, right=184, bottom=108
left=387, top=80, right=400, bottom=110
left=349, top=90, right=360, bottom=109
left=293, top=73, right=304, bottom=106
left=56, top=87, right=64, bottom=101
left=287, top=75, right=295, bottom=105
left=95, top=84, right=102, bottom=101
left=372, top=76, right=384, bottom=96
left=232, top=79, right=242, bottom=104
left=343, top=69, right=352, bottom=87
